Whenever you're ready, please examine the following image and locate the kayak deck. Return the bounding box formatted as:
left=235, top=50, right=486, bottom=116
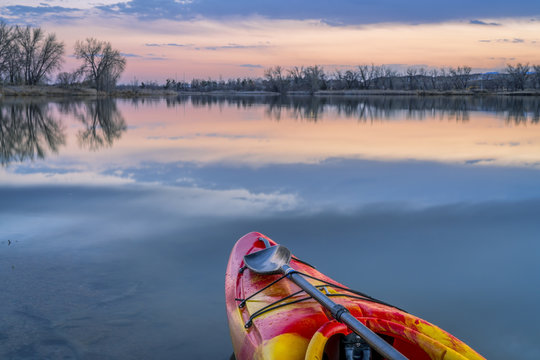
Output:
left=225, top=232, right=485, bottom=360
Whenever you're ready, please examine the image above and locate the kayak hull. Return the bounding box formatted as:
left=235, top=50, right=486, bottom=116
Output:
left=225, top=232, right=485, bottom=360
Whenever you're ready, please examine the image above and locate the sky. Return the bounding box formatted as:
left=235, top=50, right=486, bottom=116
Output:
left=1, top=1, right=540, bottom=82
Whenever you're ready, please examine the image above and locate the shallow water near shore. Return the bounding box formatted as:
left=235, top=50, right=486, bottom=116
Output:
left=1, top=95, right=539, bottom=359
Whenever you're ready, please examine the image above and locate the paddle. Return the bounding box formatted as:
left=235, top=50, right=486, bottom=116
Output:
left=243, top=241, right=409, bottom=360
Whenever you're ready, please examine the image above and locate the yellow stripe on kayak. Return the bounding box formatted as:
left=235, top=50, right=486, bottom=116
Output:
left=254, top=333, right=309, bottom=360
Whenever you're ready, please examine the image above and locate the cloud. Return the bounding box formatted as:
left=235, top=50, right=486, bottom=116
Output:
left=145, top=43, right=190, bottom=47
left=5, top=0, right=540, bottom=26
left=0, top=4, right=82, bottom=23
left=96, top=0, right=191, bottom=21
left=119, top=52, right=167, bottom=61
left=195, top=43, right=269, bottom=51
left=3, top=4, right=79, bottom=14
left=470, top=19, right=501, bottom=26
left=121, top=53, right=141, bottom=58
left=143, top=42, right=264, bottom=51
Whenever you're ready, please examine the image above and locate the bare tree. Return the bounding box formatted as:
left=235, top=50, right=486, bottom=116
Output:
left=417, top=67, right=428, bottom=90
left=343, top=69, right=359, bottom=89
left=532, top=65, right=540, bottom=89
left=0, top=22, right=14, bottom=81
left=428, top=68, right=439, bottom=90
left=382, top=66, right=397, bottom=90
left=15, top=26, right=64, bottom=85
left=505, top=63, right=530, bottom=90
left=358, top=64, right=376, bottom=89
left=56, top=69, right=83, bottom=87
left=406, top=67, right=418, bottom=90
left=75, top=38, right=126, bottom=92
left=288, top=66, right=304, bottom=90
left=449, top=66, right=472, bottom=90
left=264, top=65, right=288, bottom=93
left=334, top=69, right=359, bottom=89
left=303, top=65, right=326, bottom=93
left=5, top=42, right=23, bottom=84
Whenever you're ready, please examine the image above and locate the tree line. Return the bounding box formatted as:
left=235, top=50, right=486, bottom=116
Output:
left=165, top=63, right=540, bottom=94
left=0, top=22, right=126, bottom=92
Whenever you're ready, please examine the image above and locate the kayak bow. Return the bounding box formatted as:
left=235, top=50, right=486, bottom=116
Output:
left=225, top=232, right=485, bottom=360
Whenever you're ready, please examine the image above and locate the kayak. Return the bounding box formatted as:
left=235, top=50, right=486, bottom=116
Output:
left=225, top=232, right=485, bottom=360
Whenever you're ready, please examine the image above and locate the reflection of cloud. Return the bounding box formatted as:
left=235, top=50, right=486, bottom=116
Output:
left=470, top=19, right=501, bottom=26
left=0, top=168, right=135, bottom=186
left=477, top=141, right=521, bottom=147
left=146, top=133, right=265, bottom=140
left=239, top=64, right=264, bottom=68
left=0, top=171, right=298, bottom=215
left=197, top=132, right=265, bottom=139
left=479, top=38, right=527, bottom=44
left=1, top=183, right=538, bottom=359
left=92, top=158, right=540, bottom=210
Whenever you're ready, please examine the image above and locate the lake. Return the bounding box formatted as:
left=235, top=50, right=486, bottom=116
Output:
left=1, top=95, right=539, bottom=360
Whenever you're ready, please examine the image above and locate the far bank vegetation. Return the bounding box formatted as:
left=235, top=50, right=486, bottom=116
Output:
left=180, top=63, right=540, bottom=94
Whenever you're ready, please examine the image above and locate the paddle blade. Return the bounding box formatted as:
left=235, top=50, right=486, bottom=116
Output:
left=244, top=245, right=291, bottom=275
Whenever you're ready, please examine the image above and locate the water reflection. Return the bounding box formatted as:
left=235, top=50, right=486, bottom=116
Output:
left=2, top=95, right=540, bottom=168
left=164, top=95, right=540, bottom=123
left=59, top=99, right=127, bottom=150
left=2, top=95, right=540, bottom=360
left=0, top=102, right=65, bottom=166
left=0, top=99, right=126, bottom=165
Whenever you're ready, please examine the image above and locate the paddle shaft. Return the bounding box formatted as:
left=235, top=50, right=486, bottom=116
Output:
left=282, top=265, right=408, bottom=360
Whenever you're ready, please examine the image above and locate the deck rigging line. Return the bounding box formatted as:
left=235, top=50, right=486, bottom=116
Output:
left=236, top=261, right=406, bottom=329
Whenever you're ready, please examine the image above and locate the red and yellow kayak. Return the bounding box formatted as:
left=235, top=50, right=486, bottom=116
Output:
left=225, top=232, right=485, bottom=360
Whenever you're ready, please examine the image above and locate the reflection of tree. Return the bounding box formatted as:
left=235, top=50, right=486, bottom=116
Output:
left=164, top=95, right=540, bottom=125
left=74, top=99, right=127, bottom=150
left=0, top=102, right=65, bottom=166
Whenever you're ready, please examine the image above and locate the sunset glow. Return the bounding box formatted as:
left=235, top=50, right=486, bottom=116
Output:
left=2, top=2, right=540, bottom=82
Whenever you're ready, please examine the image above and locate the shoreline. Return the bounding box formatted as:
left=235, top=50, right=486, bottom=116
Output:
left=1, top=85, right=540, bottom=98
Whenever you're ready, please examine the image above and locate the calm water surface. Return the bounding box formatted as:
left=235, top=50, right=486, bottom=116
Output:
left=1, top=96, right=539, bottom=359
